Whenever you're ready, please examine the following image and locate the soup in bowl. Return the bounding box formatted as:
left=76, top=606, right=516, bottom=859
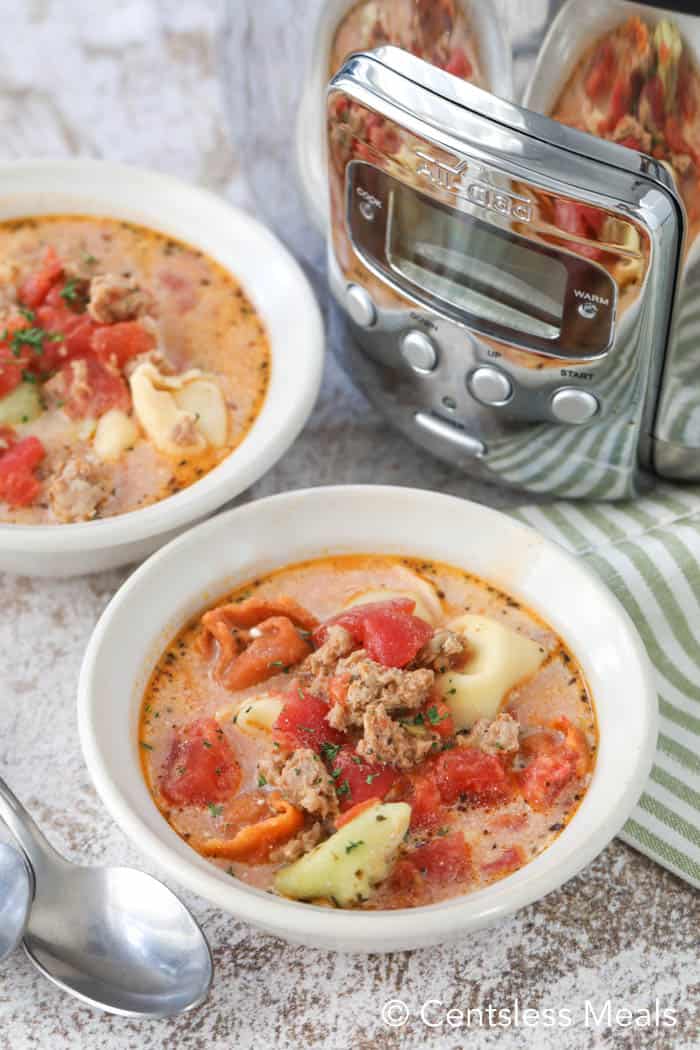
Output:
left=139, top=554, right=597, bottom=910
left=78, top=486, right=657, bottom=951
left=0, top=159, right=323, bottom=576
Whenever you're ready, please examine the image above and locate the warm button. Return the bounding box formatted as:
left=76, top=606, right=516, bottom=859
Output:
left=345, top=284, right=377, bottom=328
left=468, top=366, right=513, bottom=406
left=400, top=330, right=438, bottom=374
left=551, top=387, right=600, bottom=424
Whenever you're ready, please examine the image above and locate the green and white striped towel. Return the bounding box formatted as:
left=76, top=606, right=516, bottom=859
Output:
left=515, top=486, right=700, bottom=889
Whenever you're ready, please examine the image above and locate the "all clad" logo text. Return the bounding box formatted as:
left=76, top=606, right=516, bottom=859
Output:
left=415, top=150, right=533, bottom=222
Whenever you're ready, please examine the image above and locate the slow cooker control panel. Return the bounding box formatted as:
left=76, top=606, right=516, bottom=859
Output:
left=346, top=161, right=618, bottom=364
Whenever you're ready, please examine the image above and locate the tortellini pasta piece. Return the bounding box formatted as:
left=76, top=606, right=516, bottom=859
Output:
left=437, top=614, right=545, bottom=731
left=129, top=362, right=227, bottom=457
left=230, top=694, right=284, bottom=738
left=93, top=409, right=139, bottom=462
left=0, top=381, right=42, bottom=425
left=274, top=801, right=410, bottom=906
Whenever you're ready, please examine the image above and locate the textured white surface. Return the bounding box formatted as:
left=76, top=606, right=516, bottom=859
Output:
left=0, top=2, right=698, bottom=1048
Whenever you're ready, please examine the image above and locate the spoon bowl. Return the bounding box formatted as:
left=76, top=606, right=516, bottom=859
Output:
left=0, top=843, right=32, bottom=963
left=0, top=777, right=212, bottom=1017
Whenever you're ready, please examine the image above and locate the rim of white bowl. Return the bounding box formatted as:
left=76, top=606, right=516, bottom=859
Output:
left=0, top=158, right=324, bottom=552
left=78, top=485, right=658, bottom=947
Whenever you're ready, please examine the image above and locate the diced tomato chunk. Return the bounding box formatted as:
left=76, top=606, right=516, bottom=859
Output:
left=335, top=796, right=382, bottom=829
left=443, top=46, right=472, bottom=79
left=0, top=435, right=46, bottom=507
left=599, top=75, right=632, bottom=134
left=641, top=74, right=665, bottom=128
left=313, top=599, right=433, bottom=668
left=92, top=321, right=156, bottom=369
left=616, top=136, right=643, bottom=152
left=160, top=717, right=241, bottom=807
left=405, top=831, right=471, bottom=885
left=18, top=246, right=63, bottom=308
left=481, top=845, right=525, bottom=878
left=584, top=40, right=615, bottom=101
left=419, top=698, right=454, bottom=739
left=274, top=691, right=345, bottom=752
left=0, top=425, right=16, bottom=449
left=58, top=355, right=131, bottom=420
left=517, top=731, right=578, bottom=811
left=330, top=747, right=399, bottom=811
left=409, top=773, right=447, bottom=830
left=434, top=747, right=510, bottom=805
left=0, top=359, right=23, bottom=398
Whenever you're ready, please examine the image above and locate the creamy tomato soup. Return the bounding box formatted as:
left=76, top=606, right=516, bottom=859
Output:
left=330, top=0, right=483, bottom=85
left=140, top=556, right=597, bottom=910
left=0, top=216, right=269, bottom=523
left=547, top=16, right=700, bottom=278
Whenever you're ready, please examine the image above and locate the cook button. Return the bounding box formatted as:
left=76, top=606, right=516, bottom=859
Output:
left=468, top=366, right=513, bottom=406
left=551, top=387, right=600, bottom=424
left=401, top=330, right=438, bottom=374
left=345, top=284, right=377, bottom=328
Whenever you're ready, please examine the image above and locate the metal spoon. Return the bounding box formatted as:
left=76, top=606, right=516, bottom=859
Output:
left=0, top=777, right=213, bottom=1016
left=0, top=842, right=32, bottom=962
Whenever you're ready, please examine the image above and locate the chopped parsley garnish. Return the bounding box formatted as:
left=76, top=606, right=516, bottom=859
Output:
left=336, top=780, right=351, bottom=798
left=60, top=277, right=81, bottom=303
left=207, top=803, right=223, bottom=818
left=18, top=306, right=35, bottom=322
left=10, top=326, right=63, bottom=357
left=321, top=742, right=341, bottom=762
left=139, top=741, right=153, bottom=751
left=345, top=840, right=364, bottom=854
left=21, top=370, right=37, bottom=383
left=365, top=773, right=378, bottom=785
left=426, top=706, right=448, bottom=725
left=201, top=740, right=213, bottom=749
left=257, top=773, right=267, bottom=787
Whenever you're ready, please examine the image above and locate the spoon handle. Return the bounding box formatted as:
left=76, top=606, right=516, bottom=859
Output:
left=0, top=776, right=64, bottom=874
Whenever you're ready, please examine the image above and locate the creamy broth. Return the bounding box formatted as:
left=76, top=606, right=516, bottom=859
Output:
left=546, top=15, right=700, bottom=277
left=0, top=216, right=269, bottom=523
left=330, top=0, right=483, bottom=85
left=140, top=556, right=597, bottom=910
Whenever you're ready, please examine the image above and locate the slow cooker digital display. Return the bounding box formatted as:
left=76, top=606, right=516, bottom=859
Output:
left=346, top=161, right=617, bottom=360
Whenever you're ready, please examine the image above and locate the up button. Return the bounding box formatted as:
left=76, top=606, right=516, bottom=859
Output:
left=468, top=366, right=513, bottom=406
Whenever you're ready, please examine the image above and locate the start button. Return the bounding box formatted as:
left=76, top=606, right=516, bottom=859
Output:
left=551, top=387, right=599, bottom=424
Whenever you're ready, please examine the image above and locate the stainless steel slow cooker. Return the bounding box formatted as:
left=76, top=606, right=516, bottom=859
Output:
left=300, top=0, right=700, bottom=498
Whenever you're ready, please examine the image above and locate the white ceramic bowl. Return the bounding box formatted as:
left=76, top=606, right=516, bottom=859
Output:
left=296, top=0, right=514, bottom=233
left=0, top=159, right=324, bottom=577
left=78, top=485, right=657, bottom=953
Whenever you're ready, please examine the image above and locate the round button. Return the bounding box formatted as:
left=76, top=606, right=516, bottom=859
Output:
left=400, top=330, right=438, bottom=374
left=345, top=284, right=377, bottom=328
left=578, top=301, right=599, bottom=320
left=551, top=387, right=600, bottom=425
left=468, top=366, right=513, bottom=406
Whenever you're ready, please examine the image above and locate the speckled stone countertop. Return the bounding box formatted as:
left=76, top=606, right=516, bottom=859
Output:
left=0, top=2, right=698, bottom=1048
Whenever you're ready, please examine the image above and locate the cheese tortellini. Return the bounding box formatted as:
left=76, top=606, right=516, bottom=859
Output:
left=437, top=614, right=545, bottom=731
left=274, top=801, right=410, bottom=906
left=129, top=362, right=227, bottom=457
left=229, top=694, right=284, bottom=738
left=93, top=410, right=139, bottom=462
